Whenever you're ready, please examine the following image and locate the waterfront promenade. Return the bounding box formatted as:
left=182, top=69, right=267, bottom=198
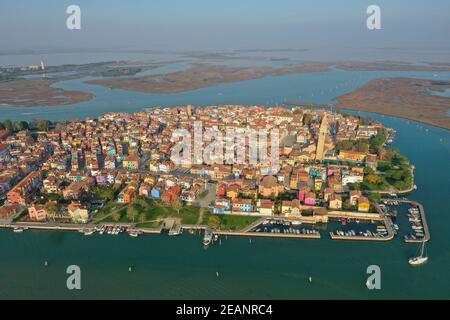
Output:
left=0, top=198, right=429, bottom=244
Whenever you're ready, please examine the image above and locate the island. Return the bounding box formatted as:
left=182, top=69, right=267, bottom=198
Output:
left=0, top=79, right=94, bottom=107
left=335, top=78, right=450, bottom=130
left=0, top=105, right=428, bottom=244
left=85, top=63, right=331, bottom=93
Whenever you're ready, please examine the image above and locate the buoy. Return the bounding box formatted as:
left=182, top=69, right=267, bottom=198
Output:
left=128, top=266, right=132, bottom=272
left=216, top=271, right=220, bottom=278
left=44, top=261, right=48, bottom=267
left=308, top=276, right=312, bottom=283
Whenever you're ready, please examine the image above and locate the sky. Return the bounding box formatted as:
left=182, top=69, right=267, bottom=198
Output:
left=0, top=0, right=449, bottom=52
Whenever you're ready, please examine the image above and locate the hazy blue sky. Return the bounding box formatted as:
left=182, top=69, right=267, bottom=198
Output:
left=0, top=0, right=449, bottom=51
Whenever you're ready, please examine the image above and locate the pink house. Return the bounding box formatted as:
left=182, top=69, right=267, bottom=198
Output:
left=139, top=184, right=152, bottom=197
left=298, top=186, right=310, bottom=202
left=304, top=192, right=316, bottom=206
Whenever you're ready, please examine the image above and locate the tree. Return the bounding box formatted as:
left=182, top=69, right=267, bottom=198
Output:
left=44, top=202, right=59, bottom=215
left=302, top=113, right=313, bottom=126
left=138, top=212, right=146, bottom=224
left=368, top=192, right=381, bottom=202
left=3, top=120, right=13, bottom=131
left=365, top=174, right=379, bottom=185
left=172, top=199, right=183, bottom=215
left=32, top=119, right=51, bottom=132
left=336, top=140, right=354, bottom=151
left=208, top=215, right=221, bottom=229
left=126, top=205, right=138, bottom=222
left=111, top=212, right=121, bottom=222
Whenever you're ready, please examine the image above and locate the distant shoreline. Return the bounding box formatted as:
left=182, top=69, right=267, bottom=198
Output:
left=0, top=61, right=449, bottom=131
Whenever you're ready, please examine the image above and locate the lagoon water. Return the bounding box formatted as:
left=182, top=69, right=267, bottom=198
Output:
left=0, top=67, right=449, bottom=299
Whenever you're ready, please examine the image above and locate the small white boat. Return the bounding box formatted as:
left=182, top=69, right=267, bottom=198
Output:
left=409, top=241, right=428, bottom=266
left=128, top=229, right=141, bottom=237
left=13, top=227, right=24, bottom=233
left=83, top=229, right=95, bottom=236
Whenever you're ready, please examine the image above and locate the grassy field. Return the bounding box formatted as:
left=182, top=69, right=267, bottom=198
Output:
left=92, top=198, right=201, bottom=226
left=203, top=213, right=260, bottom=231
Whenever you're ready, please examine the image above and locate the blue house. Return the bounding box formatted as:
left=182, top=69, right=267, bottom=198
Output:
left=151, top=188, right=161, bottom=199
left=242, top=203, right=253, bottom=212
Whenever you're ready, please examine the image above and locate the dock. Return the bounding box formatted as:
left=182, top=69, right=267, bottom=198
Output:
left=329, top=214, right=395, bottom=242
left=217, top=230, right=321, bottom=240
left=394, top=200, right=430, bottom=243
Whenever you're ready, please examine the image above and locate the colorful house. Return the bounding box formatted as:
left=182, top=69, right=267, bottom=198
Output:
left=151, top=188, right=161, bottom=199
left=281, top=199, right=301, bottom=216
left=232, top=198, right=253, bottom=213
left=258, top=200, right=275, bottom=216
left=214, top=198, right=231, bottom=214
left=226, top=184, right=240, bottom=199
left=67, top=201, right=89, bottom=223
left=304, top=192, right=317, bottom=206
left=122, top=155, right=140, bottom=170
left=298, top=186, right=310, bottom=202
left=328, top=194, right=342, bottom=210
left=358, top=196, right=370, bottom=212
left=28, top=204, right=49, bottom=221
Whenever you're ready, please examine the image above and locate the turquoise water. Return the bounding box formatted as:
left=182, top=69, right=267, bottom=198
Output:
left=0, top=70, right=449, bottom=299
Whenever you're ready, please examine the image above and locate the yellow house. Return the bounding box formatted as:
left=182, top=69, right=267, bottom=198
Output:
left=358, top=196, right=370, bottom=212
left=338, top=150, right=367, bottom=162
left=149, top=162, right=158, bottom=172
left=314, top=178, right=323, bottom=191
left=226, top=185, right=240, bottom=199
left=289, top=174, right=298, bottom=189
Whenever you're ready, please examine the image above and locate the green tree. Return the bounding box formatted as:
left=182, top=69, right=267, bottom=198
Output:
left=138, top=212, right=146, bottom=224
left=208, top=215, right=221, bottom=229
left=3, top=120, right=13, bottom=131
left=172, top=199, right=183, bottom=215
left=111, top=212, right=121, bottom=222
left=336, top=140, right=354, bottom=151
left=126, top=205, right=138, bottom=222
left=44, top=203, right=59, bottom=215
left=368, top=192, right=381, bottom=202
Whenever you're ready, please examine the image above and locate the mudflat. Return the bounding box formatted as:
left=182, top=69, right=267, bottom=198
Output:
left=0, top=79, right=94, bottom=107
left=85, top=63, right=331, bottom=93
left=335, top=78, right=450, bottom=130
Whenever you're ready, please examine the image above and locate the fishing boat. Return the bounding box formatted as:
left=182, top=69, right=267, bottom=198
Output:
left=409, top=241, right=428, bottom=266
left=83, top=228, right=95, bottom=236
left=128, top=229, right=141, bottom=237
left=203, top=228, right=214, bottom=246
